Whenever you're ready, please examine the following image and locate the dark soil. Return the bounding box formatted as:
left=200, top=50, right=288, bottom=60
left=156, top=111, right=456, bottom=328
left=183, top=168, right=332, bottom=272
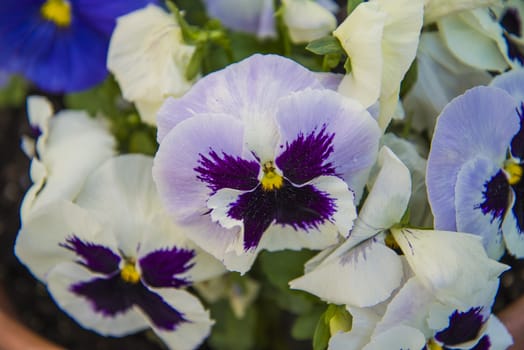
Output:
left=1, top=103, right=524, bottom=349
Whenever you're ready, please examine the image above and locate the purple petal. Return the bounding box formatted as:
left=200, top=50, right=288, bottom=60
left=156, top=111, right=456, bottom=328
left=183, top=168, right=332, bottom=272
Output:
left=510, top=103, right=524, bottom=160
left=139, top=247, right=195, bottom=288
left=435, top=307, right=485, bottom=346
left=470, top=335, right=491, bottom=350
left=427, top=86, right=519, bottom=231
left=153, top=114, right=251, bottom=222
left=276, top=125, right=336, bottom=184
left=227, top=180, right=336, bottom=250
left=195, top=150, right=259, bottom=193
left=275, top=89, right=380, bottom=199
left=71, top=275, right=134, bottom=317
left=60, top=235, right=121, bottom=275
left=157, top=54, right=324, bottom=142
left=71, top=275, right=187, bottom=331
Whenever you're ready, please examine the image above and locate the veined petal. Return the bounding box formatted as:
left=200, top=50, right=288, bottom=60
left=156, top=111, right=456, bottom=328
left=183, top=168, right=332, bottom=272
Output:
left=47, top=263, right=147, bottom=336
left=16, top=200, right=119, bottom=282
left=290, top=239, right=403, bottom=307
left=275, top=89, right=380, bottom=200
left=391, top=228, right=508, bottom=305
left=427, top=86, right=519, bottom=231
left=334, top=2, right=386, bottom=109
left=455, top=157, right=508, bottom=259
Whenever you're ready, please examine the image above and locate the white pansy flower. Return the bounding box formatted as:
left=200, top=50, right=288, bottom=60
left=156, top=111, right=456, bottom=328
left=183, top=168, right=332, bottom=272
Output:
left=334, top=0, right=423, bottom=130
left=20, top=97, right=116, bottom=221
left=108, top=4, right=197, bottom=125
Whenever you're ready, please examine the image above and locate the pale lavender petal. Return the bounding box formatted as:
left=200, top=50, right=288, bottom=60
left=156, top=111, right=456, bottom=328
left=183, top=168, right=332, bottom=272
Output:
left=427, top=86, right=519, bottom=230
left=490, top=69, right=524, bottom=102
left=153, top=114, right=255, bottom=223
left=275, top=89, right=380, bottom=199
left=157, top=54, right=323, bottom=142
left=455, top=157, right=507, bottom=259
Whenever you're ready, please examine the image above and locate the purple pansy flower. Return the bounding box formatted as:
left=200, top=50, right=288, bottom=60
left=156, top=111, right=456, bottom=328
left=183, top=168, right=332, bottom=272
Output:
left=0, top=0, right=158, bottom=92
left=427, top=70, right=524, bottom=259
left=16, top=155, right=224, bottom=349
left=153, top=54, right=381, bottom=273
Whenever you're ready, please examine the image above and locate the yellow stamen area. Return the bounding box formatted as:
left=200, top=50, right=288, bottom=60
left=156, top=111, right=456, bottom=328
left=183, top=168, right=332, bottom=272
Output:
left=384, top=232, right=400, bottom=251
left=504, top=161, right=523, bottom=185
left=120, top=262, right=140, bottom=284
left=41, top=0, right=72, bottom=27
left=261, top=161, right=283, bottom=191
left=427, top=339, right=443, bottom=350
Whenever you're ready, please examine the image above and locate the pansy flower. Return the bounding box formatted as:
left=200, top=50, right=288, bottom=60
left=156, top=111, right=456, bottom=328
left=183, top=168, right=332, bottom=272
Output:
left=427, top=70, right=524, bottom=258
left=0, top=0, right=157, bottom=92
left=291, top=147, right=507, bottom=307
left=153, top=54, right=381, bottom=273
left=16, top=155, right=224, bottom=349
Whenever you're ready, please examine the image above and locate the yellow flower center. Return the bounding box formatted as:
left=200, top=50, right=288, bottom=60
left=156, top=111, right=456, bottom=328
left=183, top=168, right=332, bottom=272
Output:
left=41, top=0, right=72, bottom=27
left=426, top=339, right=443, bottom=350
left=120, top=261, right=140, bottom=284
left=261, top=161, right=283, bottom=191
left=504, top=160, right=523, bottom=185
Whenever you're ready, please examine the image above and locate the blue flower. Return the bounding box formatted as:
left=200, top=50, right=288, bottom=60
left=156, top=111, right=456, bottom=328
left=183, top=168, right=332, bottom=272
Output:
left=153, top=54, right=381, bottom=273
left=427, top=70, right=524, bottom=259
left=0, top=0, right=157, bottom=92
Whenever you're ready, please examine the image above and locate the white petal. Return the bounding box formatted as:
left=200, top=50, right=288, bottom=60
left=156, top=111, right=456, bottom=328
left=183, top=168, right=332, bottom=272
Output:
left=328, top=306, right=381, bottom=350
left=374, top=277, right=434, bottom=338
left=15, top=201, right=119, bottom=282
left=290, top=239, right=403, bottom=307
left=391, top=228, right=508, bottom=304
left=424, top=0, right=501, bottom=24
left=108, top=5, right=195, bottom=113
left=282, top=0, right=337, bottom=44
left=483, top=315, right=514, bottom=350
left=438, top=9, right=509, bottom=72
left=502, top=206, right=524, bottom=258
left=146, top=288, right=214, bottom=350
left=363, top=325, right=426, bottom=350
left=334, top=2, right=386, bottom=108
left=22, top=111, right=116, bottom=220
left=47, top=263, right=147, bottom=336
left=26, top=95, right=53, bottom=157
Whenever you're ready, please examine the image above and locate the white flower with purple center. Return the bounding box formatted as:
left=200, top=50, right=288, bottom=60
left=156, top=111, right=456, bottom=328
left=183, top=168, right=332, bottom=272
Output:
left=153, top=54, right=381, bottom=273
left=427, top=70, right=524, bottom=259
left=16, top=155, right=224, bottom=349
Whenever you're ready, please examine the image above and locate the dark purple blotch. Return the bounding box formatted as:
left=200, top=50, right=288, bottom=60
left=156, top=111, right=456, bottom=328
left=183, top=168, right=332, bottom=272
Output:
left=60, top=235, right=121, bottom=275
left=228, top=180, right=336, bottom=250
left=510, top=103, right=524, bottom=161
left=476, top=170, right=510, bottom=225
left=276, top=125, right=337, bottom=185
left=71, top=275, right=187, bottom=331
left=194, top=150, right=259, bottom=193
left=435, top=307, right=485, bottom=346
left=139, top=247, right=195, bottom=288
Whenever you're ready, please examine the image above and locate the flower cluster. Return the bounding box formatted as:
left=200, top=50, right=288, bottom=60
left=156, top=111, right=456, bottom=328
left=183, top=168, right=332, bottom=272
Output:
left=2, top=0, right=524, bottom=349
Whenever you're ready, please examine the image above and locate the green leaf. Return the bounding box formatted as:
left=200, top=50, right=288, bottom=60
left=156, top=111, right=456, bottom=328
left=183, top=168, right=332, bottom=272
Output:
left=312, top=309, right=330, bottom=350
left=0, top=75, right=29, bottom=108
left=208, top=300, right=257, bottom=350
left=185, top=45, right=204, bottom=80
left=258, top=249, right=315, bottom=291
left=64, top=77, right=124, bottom=118
left=306, top=36, right=344, bottom=56
left=400, top=59, right=418, bottom=98
left=128, top=129, right=158, bottom=156
left=347, top=0, right=364, bottom=14
left=291, top=305, right=325, bottom=340
left=344, top=56, right=352, bottom=74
